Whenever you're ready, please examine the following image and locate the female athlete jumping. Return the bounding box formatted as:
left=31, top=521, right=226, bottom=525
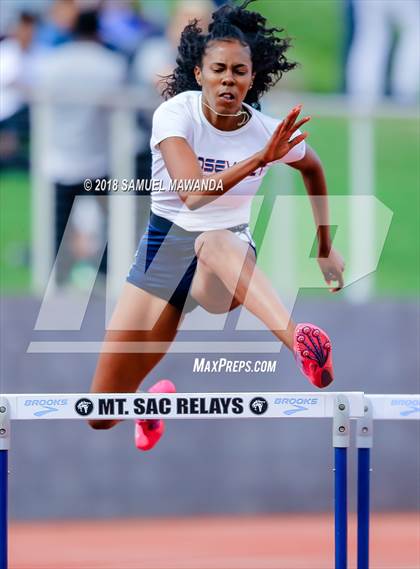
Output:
left=89, top=0, right=345, bottom=449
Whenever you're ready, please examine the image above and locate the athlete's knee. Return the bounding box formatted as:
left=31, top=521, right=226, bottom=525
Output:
left=88, top=419, right=118, bottom=430
left=204, top=300, right=239, bottom=314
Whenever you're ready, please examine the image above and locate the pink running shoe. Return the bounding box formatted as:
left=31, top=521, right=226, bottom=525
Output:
left=135, top=379, right=176, bottom=451
left=293, top=323, right=334, bottom=388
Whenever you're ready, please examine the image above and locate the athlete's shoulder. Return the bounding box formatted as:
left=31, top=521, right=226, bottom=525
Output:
left=155, top=90, right=200, bottom=114
left=151, top=91, right=197, bottom=148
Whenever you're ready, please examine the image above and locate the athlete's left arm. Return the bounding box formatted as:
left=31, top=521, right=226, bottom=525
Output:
left=289, top=145, right=345, bottom=292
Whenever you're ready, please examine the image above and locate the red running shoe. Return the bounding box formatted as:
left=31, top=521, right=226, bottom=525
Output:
left=293, top=323, right=334, bottom=388
left=135, top=379, right=176, bottom=451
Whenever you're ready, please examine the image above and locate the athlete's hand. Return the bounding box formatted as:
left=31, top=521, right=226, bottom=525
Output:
left=258, top=105, right=310, bottom=166
left=318, top=247, right=345, bottom=293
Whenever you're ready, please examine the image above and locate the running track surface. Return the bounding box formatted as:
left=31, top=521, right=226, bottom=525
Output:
left=10, top=513, right=419, bottom=569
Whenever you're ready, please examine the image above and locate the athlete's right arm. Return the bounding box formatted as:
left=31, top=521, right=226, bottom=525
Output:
left=159, top=137, right=263, bottom=210
left=159, top=105, right=309, bottom=210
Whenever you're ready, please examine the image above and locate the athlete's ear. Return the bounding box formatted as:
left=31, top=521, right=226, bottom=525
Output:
left=194, top=66, right=202, bottom=87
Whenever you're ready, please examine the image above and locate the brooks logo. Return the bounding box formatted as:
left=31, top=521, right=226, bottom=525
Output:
left=274, top=397, right=319, bottom=416
left=24, top=398, right=68, bottom=417
left=391, top=399, right=420, bottom=417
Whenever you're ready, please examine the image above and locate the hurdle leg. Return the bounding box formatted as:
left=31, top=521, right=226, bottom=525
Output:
left=357, top=399, right=373, bottom=569
left=333, top=395, right=350, bottom=569
left=0, top=399, right=10, bottom=569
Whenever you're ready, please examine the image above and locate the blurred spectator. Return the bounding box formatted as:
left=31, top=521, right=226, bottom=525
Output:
left=132, top=0, right=214, bottom=91
left=37, top=0, right=78, bottom=48
left=130, top=0, right=214, bottom=232
left=38, top=10, right=126, bottom=285
left=0, top=1, right=45, bottom=38
left=131, top=0, right=214, bottom=176
left=341, top=0, right=355, bottom=93
left=99, top=0, right=159, bottom=58
left=346, top=0, right=420, bottom=104
left=0, top=11, right=41, bottom=168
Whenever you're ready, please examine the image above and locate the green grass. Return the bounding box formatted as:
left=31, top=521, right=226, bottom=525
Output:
left=374, top=119, right=420, bottom=293
left=252, top=117, right=419, bottom=297
left=0, top=170, right=31, bottom=292
left=248, top=0, right=343, bottom=93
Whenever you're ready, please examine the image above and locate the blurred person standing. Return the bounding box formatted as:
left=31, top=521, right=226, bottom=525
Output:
left=0, top=12, right=41, bottom=168
left=131, top=0, right=214, bottom=203
left=99, top=0, right=159, bottom=58
left=38, top=9, right=126, bottom=285
left=129, top=0, right=214, bottom=236
left=346, top=0, right=419, bottom=104
left=37, top=0, right=78, bottom=48
left=132, top=0, right=214, bottom=92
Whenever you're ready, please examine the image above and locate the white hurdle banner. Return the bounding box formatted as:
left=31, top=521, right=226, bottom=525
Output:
left=0, top=391, right=419, bottom=569
left=2, top=391, right=365, bottom=421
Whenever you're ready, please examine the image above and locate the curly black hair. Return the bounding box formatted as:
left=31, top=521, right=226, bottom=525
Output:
left=161, top=0, right=297, bottom=110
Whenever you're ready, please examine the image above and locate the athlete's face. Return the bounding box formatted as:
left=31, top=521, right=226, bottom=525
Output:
left=194, top=39, right=254, bottom=115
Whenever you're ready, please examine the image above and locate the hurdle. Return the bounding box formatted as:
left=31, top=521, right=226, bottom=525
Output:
left=0, top=391, right=418, bottom=569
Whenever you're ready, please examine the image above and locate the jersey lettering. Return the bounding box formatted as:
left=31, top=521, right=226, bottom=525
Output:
left=197, top=156, right=263, bottom=177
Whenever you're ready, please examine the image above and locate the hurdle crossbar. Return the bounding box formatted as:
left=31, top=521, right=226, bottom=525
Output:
left=0, top=391, right=418, bottom=569
left=1, top=391, right=365, bottom=421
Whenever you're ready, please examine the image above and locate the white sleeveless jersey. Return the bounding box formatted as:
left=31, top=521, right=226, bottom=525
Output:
left=150, top=90, right=305, bottom=231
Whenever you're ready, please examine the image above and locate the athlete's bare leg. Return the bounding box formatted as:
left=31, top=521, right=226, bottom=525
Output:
left=192, top=230, right=296, bottom=349
left=88, top=283, right=182, bottom=429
